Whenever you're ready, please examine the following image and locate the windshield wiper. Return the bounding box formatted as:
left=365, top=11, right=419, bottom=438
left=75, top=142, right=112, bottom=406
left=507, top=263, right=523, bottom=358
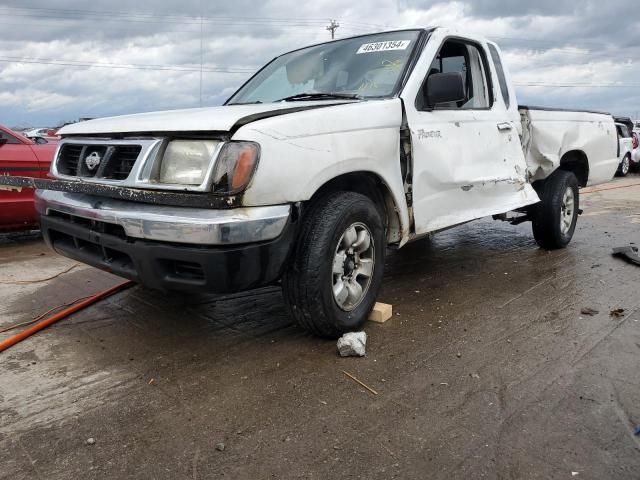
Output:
left=276, top=92, right=360, bottom=102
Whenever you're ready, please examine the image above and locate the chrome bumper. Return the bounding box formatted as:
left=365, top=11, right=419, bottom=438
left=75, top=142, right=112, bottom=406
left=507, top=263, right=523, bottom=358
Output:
left=34, top=190, right=290, bottom=246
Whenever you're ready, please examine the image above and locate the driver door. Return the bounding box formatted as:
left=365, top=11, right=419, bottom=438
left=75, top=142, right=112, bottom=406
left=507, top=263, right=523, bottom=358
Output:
left=403, top=37, right=537, bottom=235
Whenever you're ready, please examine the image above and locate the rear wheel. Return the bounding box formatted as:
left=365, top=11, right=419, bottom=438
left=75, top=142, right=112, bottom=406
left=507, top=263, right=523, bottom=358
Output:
left=532, top=170, right=579, bottom=250
left=617, top=154, right=631, bottom=177
left=283, top=192, right=385, bottom=338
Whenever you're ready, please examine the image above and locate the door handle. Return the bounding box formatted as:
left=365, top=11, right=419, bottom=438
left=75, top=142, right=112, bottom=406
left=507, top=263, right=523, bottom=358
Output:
left=497, top=122, right=512, bottom=131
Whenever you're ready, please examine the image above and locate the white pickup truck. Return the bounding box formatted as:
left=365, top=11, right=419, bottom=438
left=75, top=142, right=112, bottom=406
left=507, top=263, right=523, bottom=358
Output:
left=4, top=28, right=618, bottom=337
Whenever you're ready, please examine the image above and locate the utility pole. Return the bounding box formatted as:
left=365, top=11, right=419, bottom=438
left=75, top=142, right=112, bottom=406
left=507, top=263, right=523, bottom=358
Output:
left=326, top=19, right=339, bottom=39
left=199, top=0, right=203, bottom=107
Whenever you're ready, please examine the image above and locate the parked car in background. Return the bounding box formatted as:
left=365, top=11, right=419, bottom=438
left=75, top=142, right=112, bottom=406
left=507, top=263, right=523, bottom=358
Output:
left=23, top=127, right=49, bottom=138
left=632, top=131, right=640, bottom=171
left=23, top=127, right=60, bottom=143
left=0, top=126, right=57, bottom=231
left=614, top=119, right=634, bottom=176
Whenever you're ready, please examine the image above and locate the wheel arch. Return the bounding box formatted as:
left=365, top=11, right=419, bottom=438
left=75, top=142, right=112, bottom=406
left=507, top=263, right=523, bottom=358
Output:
left=306, top=171, right=403, bottom=244
left=559, top=150, right=589, bottom=187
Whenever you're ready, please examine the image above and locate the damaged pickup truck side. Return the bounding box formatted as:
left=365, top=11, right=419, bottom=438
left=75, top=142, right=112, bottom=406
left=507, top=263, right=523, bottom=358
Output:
left=3, top=28, right=619, bottom=338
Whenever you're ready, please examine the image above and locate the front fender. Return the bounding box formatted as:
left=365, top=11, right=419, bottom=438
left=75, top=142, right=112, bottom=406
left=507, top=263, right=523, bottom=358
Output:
left=232, top=100, right=411, bottom=242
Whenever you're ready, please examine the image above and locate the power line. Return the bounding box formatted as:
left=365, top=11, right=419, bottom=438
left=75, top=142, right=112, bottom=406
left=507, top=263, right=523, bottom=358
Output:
left=0, top=12, right=329, bottom=27
left=0, top=56, right=256, bottom=73
left=3, top=57, right=637, bottom=88
left=515, top=83, right=640, bottom=88
left=2, top=56, right=638, bottom=87
left=0, top=5, right=619, bottom=57
left=0, top=6, right=331, bottom=27
left=0, top=4, right=330, bottom=23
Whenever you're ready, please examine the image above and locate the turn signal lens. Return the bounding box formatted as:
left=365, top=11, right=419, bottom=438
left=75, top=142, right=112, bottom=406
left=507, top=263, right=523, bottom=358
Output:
left=212, top=141, right=260, bottom=194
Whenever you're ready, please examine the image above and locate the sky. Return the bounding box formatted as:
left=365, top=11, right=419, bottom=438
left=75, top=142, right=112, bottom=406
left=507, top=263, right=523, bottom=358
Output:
left=1, top=0, right=639, bottom=128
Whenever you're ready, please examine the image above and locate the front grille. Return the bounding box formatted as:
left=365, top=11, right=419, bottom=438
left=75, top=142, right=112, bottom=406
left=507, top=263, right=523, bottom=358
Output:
left=102, top=146, right=142, bottom=180
left=77, top=146, right=108, bottom=178
left=57, top=144, right=83, bottom=176
left=56, top=143, right=142, bottom=181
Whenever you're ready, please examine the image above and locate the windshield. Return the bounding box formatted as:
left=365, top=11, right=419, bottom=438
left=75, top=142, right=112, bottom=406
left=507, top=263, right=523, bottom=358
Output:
left=227, top=30, right=422, bottom=104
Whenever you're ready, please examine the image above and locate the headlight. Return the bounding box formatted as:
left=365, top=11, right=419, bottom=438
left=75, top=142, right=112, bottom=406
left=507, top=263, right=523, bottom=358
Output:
left=158, top=140, right=219, bottom=185
left=211, top=141, right=260, bottom=194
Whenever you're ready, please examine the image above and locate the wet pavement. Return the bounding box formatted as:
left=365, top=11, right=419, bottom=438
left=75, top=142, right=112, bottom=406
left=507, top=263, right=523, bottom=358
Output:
left=1, top=176, right=639, bottom=479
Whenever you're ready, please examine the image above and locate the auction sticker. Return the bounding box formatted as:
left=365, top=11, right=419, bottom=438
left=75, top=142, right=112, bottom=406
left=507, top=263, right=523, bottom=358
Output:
left=356, top=40, right=411, bottom=54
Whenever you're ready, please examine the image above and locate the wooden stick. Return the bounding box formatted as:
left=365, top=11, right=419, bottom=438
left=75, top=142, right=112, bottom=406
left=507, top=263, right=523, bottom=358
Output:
left=342, top=370, right=378, bottom=395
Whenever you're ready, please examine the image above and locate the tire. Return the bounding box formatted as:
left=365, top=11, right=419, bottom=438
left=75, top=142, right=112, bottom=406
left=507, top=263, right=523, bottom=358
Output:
left=532, top=170, right=579, bottom=250
left=283, top=191, right=386, bottom=338
left=616, top=154, right=631, bottom=177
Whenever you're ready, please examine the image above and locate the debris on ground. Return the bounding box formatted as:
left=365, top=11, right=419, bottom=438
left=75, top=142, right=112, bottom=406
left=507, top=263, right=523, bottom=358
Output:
left=368, top=302, right=393, bottom=323
left=215, top=442, right=225, bottom=452
left=612, top=246, right=640, bottom=266
left=86, top=438, right=96, bottom=445
left=610, top=308, right=625, bottom=318
left=342, top=370, right=378, bottom=395
left=337, top=331, right=367, bottom=357
left=580, top=307, right=599, bottom=316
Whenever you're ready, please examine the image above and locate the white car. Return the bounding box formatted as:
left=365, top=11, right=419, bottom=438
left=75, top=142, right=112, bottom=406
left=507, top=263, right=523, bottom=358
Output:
left=616, top=122, right=633, bottom=176
left=1, top=27, right=619, bottom=337
left=22, top=128, right=50, bottom=138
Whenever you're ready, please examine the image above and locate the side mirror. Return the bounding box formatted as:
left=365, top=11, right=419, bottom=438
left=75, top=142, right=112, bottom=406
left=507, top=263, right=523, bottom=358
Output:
left=425, top=72, right=465, bottom=108
left=33, top=136, right=48, bottom=144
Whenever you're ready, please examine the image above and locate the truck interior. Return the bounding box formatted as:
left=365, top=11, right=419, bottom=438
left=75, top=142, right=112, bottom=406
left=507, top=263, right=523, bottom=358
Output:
left=417, top=39, right=491, bottom=110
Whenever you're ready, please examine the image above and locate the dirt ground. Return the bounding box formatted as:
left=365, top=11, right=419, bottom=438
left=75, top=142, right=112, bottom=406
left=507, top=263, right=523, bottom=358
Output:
left=1, top=176, right=639, bottom=480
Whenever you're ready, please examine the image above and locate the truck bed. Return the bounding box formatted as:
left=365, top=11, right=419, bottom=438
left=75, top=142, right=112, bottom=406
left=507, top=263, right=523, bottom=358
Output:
left=519, top=105, right=619, bottom=186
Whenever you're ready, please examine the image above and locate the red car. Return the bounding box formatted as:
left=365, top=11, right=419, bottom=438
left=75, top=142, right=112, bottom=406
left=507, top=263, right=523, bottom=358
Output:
left=0, top=126, right=57, bottom=231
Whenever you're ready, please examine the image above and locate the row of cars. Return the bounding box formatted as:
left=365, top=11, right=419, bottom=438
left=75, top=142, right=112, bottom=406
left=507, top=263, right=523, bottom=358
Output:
left=615, top=117, right=640, bottom=176
left=0, top=125, right=57, bottom=231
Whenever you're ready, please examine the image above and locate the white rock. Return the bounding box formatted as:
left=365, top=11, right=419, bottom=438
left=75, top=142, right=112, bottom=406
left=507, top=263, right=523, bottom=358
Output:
left=337, top=332, right=367, bottom=357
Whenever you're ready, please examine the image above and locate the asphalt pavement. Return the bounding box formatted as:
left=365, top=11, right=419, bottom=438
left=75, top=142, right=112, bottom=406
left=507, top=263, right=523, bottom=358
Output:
left=1, top=176, right=639, bottom=479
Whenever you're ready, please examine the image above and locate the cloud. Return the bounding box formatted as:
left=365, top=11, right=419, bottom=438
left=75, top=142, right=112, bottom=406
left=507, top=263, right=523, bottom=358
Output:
left=1, top=0, right=639, bottom=128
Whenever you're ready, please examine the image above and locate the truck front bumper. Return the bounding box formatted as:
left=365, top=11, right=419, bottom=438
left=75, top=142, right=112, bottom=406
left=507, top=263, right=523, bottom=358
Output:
left=35, top=190, right=296, bottom=293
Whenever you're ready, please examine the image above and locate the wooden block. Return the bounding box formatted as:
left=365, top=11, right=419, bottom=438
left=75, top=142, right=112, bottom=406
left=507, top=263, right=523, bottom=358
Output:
left=368, top=302, right=392, bottom=323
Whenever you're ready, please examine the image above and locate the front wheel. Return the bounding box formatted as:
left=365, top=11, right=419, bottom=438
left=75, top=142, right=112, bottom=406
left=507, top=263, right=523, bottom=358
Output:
left=283, top=192, right=386, bottom=338
left=532, top=170, right=579, bottom=250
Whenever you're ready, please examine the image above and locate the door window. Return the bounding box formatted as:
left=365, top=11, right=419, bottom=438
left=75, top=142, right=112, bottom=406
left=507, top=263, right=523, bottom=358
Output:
left=417, top=40, right=492, bottom=110
left=0, top=130, right=20, bottom=144
left=488, top=44, right=510, bottom=108
left=621, top=125, right=631, bottom=138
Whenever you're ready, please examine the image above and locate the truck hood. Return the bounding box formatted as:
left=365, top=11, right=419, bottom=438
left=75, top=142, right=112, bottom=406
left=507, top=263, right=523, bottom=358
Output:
left=58, top=101, right=350, bottom=136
